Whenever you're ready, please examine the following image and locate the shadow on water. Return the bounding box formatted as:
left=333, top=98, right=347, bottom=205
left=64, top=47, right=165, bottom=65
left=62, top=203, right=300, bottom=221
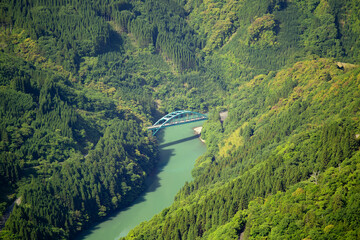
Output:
left=159, top=134, right=199, bottom=148
left=144, top=132, right=200, bottom=193
left=145, top=148, right=174, bottom=193
left=74, top=129, right=196, bottom=240
left=154, top=128, right=165, bottom=145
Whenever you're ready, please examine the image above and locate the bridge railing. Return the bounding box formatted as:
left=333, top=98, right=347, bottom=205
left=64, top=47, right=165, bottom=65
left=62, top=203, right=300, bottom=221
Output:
left=147, top=110, right=207, bottom=135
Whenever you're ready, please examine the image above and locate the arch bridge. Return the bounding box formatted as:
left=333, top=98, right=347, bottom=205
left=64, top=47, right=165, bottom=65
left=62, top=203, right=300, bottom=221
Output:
left=148, top=110, right=208, bottom=136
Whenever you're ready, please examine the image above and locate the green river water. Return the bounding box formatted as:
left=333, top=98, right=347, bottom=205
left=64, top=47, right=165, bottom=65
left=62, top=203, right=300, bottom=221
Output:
left=76, top=121, right=206, bottom=240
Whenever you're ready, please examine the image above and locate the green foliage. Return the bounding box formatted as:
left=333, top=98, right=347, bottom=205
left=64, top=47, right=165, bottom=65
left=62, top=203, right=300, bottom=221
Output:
left=248, top=14, right=277, bottom=49
left=123, top=60, right=360, bottom=239
left=246, top=153, right=360, bottom=239
left=339, top=0, right=360, bottom=62
left=1, top=0, right=360, bottom=239
left=5, top=119, right=157, bottom=239
left=1, top=0, right=112, bottom=72
left=110, top=0, right=201, bottom=70
left=0, top=7, right=161, bottom=237
left=299, top=0, right=342, bottom=57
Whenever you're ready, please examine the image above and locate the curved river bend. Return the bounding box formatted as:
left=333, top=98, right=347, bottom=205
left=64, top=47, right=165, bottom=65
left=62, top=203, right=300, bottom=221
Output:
left=76, top=121, right=206, bottom=240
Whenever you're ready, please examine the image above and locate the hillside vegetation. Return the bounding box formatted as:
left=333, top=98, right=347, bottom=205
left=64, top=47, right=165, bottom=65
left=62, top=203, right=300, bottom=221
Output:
left=125, top=58, right=360, bottom=239
left=123, top=0, right=360, bottom=239
left=0, top=0, right=359, bottom=239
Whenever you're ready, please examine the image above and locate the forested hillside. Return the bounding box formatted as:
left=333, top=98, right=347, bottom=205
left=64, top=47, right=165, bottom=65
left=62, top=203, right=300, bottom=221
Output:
left=125, top=59, right=360, bottom=239
left=0, top=0, right=360, bottom=239
left=0, top=0, right=196, bottom=238
left=123, top=0, right=360, bottom=239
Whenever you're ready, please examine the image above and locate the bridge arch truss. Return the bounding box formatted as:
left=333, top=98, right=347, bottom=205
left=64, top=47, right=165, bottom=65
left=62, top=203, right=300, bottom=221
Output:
left=148, top=110, right=208, bottom=136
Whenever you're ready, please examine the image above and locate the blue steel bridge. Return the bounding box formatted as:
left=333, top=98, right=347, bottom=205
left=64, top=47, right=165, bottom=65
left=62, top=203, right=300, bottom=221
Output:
left=147, top=110, right=208, bottom=136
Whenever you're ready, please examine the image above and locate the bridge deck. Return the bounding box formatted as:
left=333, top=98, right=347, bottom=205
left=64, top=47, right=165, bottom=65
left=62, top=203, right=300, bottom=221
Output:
left=148, top=110, right=208, bottom=135
left=147, top=117, right=207, bottom=130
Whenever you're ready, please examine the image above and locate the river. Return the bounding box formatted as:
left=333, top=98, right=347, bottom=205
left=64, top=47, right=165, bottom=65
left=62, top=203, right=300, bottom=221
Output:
left=75, top=121, right=206, bottom=240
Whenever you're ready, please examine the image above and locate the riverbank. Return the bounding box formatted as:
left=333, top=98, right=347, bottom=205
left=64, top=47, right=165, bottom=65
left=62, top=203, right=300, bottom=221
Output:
left=76, top=122, right=207, bottom=240
left=0, top=197, right=21, bottom=231
left=193, top=126, right=205, bottom=143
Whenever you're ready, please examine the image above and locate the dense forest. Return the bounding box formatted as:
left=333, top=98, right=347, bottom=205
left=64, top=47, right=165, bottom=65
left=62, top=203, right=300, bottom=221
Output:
left=0, top=0, right=359, bottom=239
